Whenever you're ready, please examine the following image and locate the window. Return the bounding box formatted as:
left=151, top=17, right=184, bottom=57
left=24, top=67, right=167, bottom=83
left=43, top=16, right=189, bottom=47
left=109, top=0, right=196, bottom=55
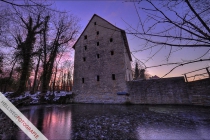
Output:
left=97, top=42, right=99, bottom=46
left=97, top=54, right=100, bottom=58
left=84, top=46, right=87, bottom=50
left=97, top=75, right=100, bottom=81
left=82, top=78, right=84, bottom=83
left=110, top=38, right=113, bottom=42
left=84, top=35, right=87, bottom=39
left=111, top=51, right=114, bottom=55
left=94, top=22, right=96, bottom=25
left=97, top=31, right=99, bottom=35
left=83, top=57, right=86, bottom=61
left=112, top=74, right=115, bottom=80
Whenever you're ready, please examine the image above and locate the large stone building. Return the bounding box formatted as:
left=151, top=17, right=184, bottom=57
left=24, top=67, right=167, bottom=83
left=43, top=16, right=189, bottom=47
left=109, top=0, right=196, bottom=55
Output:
left=72, top=14, right=132, bottom=103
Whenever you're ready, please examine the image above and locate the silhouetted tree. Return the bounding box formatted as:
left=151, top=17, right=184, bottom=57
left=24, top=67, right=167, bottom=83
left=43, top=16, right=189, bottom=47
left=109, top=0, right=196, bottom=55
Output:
left=14, top=13, right=45, bottom=95
left=39, top=13, right=79, bottom=101
left=134, top=62, right=139, bottom=80
left=126, top=0, right=210, bottom=77
left=0, top=53, right=3, bottom=74
left=139, top=69, right=145, bottom=79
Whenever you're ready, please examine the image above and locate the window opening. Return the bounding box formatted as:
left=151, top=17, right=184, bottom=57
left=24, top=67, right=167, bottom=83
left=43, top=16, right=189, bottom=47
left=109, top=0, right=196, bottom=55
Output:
left=83, top=57, right=86, bottom=61
left=97, top=75, right=100, bottom=81
left=111, top=51, right=114, bottom=55
left=112, top=74, right=115, bottom=80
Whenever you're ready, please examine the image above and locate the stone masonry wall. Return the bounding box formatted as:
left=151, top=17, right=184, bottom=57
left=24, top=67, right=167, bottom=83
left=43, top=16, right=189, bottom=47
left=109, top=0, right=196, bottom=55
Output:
left=73, top=15, right=132, bottom=103
left=127, top=77, right=210, bottom=106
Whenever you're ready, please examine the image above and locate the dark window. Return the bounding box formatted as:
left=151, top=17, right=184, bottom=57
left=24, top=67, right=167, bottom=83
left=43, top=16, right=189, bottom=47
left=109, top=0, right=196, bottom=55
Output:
left=97, top=31, right=99, bottom=35
left=94, top=22, right=96, bottom=25
left=111, top=51, right=114, bottom=55
left=112, top=74, right=115, bottom=80
left=97, top=42, right=99, bottom=46
left=82, top=78, right=84, bottom=83
left=84, top=35, right=87, bottom=39
left=83, top=57, right=86, bottom=61
left=97, top=75, right=100, bottom=81
left=97, top=54, right=100, bottom=58
left=110, top=38, right=113, bottom=42
left=84, top=46, right=87, bottom=50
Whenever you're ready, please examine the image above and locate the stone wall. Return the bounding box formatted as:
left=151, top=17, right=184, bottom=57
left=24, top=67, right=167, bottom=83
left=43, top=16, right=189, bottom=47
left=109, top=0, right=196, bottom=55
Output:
left=73, top=15, right=132, bottom=103
left=127, top=77, right=210, bottom=106
left=73, top=92, right=129, bottom=104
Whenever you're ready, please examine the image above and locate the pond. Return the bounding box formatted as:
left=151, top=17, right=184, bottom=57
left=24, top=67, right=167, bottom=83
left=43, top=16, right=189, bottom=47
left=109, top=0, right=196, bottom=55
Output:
left=5, top=104, right=210, bottom=140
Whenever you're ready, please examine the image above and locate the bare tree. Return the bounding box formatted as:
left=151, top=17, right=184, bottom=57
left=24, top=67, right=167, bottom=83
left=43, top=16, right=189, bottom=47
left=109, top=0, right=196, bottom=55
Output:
left=31, top=48, right=42, bottom=94
left=39, top=13, right=79, bottom=101
left=13, top=11, right=47, bottom=95
left=125, top=0, right=210, bottom=77
left=134, top=62, right=139, bottom=80
left=0, top=0, right=79, bottom=98
left=0, top=53, right=3, bottom=74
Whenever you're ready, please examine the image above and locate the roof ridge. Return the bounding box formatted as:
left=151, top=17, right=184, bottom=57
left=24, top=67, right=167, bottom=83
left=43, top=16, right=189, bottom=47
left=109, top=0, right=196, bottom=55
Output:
left=93, top=14, right=123, bottom=31
left=73, top=14, right=123, bottom=49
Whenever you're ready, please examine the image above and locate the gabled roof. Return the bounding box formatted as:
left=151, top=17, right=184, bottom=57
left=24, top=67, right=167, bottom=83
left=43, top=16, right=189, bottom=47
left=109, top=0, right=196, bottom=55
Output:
left=73, top=14, right=132, bottom=61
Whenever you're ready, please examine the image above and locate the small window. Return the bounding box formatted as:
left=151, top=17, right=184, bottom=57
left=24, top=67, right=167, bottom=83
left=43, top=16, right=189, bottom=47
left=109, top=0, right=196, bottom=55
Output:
left=97, top=75, right=100, bottom=81
left=110, top=38, right=113, bottom=42
left=94, top=22, right=96, bottom=25
left=111, top=51, right=114, bottom=55
left=97, top=54, right=100, bottom=58
left=82, top=78, right=84, bottom=83
left=97, top=42, right=99, bottom=46
left=97, top=31, right=99, bottom=35
left=84, top=46, right=87, bottom=50
left=112, top=74, right=115, bottom=80
left=84, top=35, right=87, bottom=39
left=83, top=57, right=86, bottom=61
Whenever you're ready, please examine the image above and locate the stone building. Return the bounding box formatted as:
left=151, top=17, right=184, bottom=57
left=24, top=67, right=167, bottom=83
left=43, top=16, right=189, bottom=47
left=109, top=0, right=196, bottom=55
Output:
left=72, top=14, right=132, bottom=103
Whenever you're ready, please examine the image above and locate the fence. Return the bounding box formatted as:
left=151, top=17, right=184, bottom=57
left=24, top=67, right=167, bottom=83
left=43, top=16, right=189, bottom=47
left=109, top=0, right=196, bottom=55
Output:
left=182, top=67, right=210, bottom=82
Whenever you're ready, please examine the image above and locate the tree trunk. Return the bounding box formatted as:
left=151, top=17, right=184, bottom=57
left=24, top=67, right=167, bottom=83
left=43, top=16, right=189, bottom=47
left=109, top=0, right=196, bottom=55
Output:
left=52, top=64, right=58, bottom=94
left=3, top=59, right=17, bottom=93
left=31, top=50, right=41, bottom=94
left=15, top=48, right=33, bottom=95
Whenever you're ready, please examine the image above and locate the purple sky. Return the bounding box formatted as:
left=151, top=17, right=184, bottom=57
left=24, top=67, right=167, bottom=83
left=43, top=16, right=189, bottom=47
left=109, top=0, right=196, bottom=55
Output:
left=52, top=1, right=209, bottom=79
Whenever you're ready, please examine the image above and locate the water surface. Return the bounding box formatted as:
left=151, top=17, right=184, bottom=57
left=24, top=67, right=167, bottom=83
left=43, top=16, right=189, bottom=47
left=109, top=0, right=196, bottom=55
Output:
left=7, top=104, right=210, bottom=140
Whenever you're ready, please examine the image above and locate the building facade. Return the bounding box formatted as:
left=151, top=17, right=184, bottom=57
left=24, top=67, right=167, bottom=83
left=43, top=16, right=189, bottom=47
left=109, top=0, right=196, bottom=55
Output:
left=72, top=14, right=132, bottom=103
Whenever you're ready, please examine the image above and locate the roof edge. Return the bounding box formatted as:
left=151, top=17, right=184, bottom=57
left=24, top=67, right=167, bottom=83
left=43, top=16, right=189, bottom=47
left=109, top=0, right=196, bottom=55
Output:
left=73, top=14, right=122, bottom=49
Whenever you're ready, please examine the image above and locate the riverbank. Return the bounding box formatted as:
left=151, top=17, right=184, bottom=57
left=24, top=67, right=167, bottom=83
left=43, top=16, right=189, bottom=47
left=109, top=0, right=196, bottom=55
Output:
left=2, top=91, right=73, bottom=106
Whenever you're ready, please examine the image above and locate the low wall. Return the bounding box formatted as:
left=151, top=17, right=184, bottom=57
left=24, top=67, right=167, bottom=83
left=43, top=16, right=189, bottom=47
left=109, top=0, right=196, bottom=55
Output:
left=73, top=92, right=129, bottom=104
left=127, top=77, right=210, bottom=106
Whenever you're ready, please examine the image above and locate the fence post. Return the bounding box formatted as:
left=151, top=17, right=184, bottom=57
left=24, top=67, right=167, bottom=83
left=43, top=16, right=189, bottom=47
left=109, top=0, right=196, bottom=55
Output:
left=206, top=68, right=210, bottom=78
left=184, top=74, right=188, bottom=82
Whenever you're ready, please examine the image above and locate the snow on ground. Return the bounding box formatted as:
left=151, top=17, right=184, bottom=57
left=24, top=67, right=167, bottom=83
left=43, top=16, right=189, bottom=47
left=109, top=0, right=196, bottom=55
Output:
left=2, top=91, right=72, bottom=104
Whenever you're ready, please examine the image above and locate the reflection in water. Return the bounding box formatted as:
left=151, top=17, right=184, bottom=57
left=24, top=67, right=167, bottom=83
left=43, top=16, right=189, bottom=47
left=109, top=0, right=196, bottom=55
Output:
left=16, top=105, right=72, bottom=140
left=8, top=105, right=210, bottom=140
